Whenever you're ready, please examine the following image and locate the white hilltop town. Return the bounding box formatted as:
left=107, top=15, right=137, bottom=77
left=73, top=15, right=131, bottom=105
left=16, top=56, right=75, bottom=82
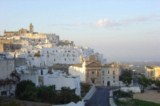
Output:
left=0, top=24, right=109, bottom=95
left=2, top=23, right=156, bottom=106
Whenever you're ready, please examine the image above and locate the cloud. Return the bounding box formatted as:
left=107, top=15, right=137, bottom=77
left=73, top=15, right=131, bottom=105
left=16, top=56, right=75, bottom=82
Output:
left=96, top=19, right=121, bottom=27
left=96, top=14, right=160, bottom=28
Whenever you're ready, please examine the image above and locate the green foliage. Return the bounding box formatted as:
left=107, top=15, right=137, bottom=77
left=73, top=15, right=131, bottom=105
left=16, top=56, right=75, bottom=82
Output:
left=138, top=76, right=151, bottom=88
left=55, top=87, right=81, bottom=104
left=155, top=80, right=160, bottom=90
left=37, top=86, right=56, bottom=103
left=113, top=90, right=133, bottom=98
left=119, top=69, right=132, bottom=86
left=15, top=80, right=36, bottom=100
left=155, top=80, right=160, bottom=87
left=117, top=99, right=160, bottom=106
left=81, top=83, right=91, bottom=97
left=133, top=99, right=160, bottom=106
left=15, top=81, right=81, bottom=104
left=0, top=100, right=20, bottom=106
left=60, top=87, right=81, bottom=103
left=4, top=100, right=20, bottom=106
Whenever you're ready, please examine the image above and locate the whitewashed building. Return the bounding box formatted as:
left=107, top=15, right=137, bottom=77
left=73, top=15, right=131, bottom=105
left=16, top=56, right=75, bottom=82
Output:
left=16, top=45, right=106, bottom=67
left=0, top=54, right=17, bottom=96
left=19, top=68, right=81, bottom=96
left=0, top=59, right=15, bottom=79
left=46, top=33, right=59, bottom=46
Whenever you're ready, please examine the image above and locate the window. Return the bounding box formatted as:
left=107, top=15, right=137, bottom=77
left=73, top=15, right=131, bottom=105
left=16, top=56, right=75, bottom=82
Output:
left=108, top=71, right=109, bottom=74
left=41, top=69, right=43, bottom=75
left=113, top=76, right=115, bottom=79
left=91, top=78, right=95, bottom=84
left=113, top=71, right=115, bottom=75
left=92, top=71, right=95, bottom=74
left=64, top=58, right=66, bottom=61
left=102, top=71, right=105, bottom=76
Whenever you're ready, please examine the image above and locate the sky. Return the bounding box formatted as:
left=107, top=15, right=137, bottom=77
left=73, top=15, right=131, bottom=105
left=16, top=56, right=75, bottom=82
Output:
left=0, top=0, right=160, bottom=62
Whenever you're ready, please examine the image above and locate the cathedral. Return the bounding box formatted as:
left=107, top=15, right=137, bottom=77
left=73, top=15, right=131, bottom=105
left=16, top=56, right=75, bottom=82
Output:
left=4, top=23, right=34, bottom=36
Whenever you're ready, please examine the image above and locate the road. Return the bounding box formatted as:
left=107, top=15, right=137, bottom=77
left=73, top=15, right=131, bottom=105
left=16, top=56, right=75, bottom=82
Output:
left=85, top=86, right=110, bottom=106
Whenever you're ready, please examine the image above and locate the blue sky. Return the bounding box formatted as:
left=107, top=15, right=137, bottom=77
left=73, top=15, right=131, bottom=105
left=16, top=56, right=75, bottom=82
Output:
left=0, top=0, right=160, bottom=62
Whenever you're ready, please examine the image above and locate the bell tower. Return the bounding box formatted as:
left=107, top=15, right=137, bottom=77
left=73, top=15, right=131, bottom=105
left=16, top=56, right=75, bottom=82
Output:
left=29, top=23, right=34, bottom=33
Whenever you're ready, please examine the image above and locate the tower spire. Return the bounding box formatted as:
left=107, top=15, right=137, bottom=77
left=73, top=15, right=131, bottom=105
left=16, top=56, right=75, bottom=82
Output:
left=29, top=23, right=34, bottom=33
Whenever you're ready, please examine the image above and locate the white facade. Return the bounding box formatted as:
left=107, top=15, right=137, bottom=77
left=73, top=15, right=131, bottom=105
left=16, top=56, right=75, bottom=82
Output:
left=1, top=30, right=107, bottom=67
left=46, top=33, right=59, bottom=46
left=69, top=62, right=86, bottom=82
left=19, top=68, right=81, bottom=96
left=0, top=59, right=15, bottom=79
left=43, top=75, right=81, bottom=96
left=0, top=57, right=16, bottom=96
left=16, top=46, right=106, bottom=67
left=1, top=24, right=107, bottom=67
left=20, top=73, right=39, bottom=86
left=120, top=87, right=141, bottom=93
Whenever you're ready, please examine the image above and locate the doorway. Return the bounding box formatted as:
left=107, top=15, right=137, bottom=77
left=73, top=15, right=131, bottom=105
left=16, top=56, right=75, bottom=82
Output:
left=107, top=81, right=110, bottom=86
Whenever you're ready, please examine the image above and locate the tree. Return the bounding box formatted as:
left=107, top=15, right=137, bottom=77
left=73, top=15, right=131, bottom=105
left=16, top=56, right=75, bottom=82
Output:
left=37, top=85, right=56, bottom=103
left=81, top=83, right=91, bottom=97
left=15, top=80, right=36, bottom=100
left=15, top=81, right=81, bottom=104
left=155, top=80, right=160, bottom=90
left=55, top=87, right=81, bottom=104
left=138, top=76, right=151, bottom=88
left=119, top=69, right=132, bottom=86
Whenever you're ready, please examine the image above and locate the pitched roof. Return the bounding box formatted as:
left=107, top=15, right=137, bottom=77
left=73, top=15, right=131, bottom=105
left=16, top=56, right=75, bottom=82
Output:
left=85, top=61, right=101, bottom=67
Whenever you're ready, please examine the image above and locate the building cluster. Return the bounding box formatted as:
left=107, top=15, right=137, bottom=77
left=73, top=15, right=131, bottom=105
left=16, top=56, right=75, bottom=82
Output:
left=145, top=66, right=160, bottom=80
left=0, top=24, right=122, bottom=97
left=69, top=55, right=121, bottom=86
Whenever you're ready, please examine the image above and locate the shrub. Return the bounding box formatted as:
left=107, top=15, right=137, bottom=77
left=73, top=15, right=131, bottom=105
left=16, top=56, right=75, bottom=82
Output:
left=113, top=90, right=133, bottom=98
left=15, top=81, right=81, bottom=104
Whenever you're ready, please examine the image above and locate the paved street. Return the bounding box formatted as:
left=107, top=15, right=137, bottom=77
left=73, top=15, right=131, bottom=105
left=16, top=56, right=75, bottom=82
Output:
left=85, top=86, right=110, bottom=106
